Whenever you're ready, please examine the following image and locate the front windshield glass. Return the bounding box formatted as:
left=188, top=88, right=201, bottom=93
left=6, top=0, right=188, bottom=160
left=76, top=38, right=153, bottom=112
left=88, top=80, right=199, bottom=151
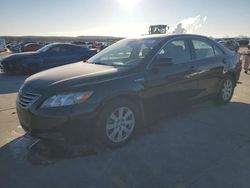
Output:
left=37, top=43, right=54, bottom=52
left=88, top=38, right=162, bottom=66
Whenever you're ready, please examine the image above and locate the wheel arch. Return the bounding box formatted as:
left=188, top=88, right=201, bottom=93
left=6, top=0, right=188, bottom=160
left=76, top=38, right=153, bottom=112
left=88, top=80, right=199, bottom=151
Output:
left=224, top=71, right=237, bottom=86
left=99, top=93, right=146, bottom=126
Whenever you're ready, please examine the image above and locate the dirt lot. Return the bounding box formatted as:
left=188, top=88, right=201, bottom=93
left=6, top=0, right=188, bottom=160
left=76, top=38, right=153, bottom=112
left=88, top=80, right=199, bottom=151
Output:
left=0, top=51, right=250, bottom=188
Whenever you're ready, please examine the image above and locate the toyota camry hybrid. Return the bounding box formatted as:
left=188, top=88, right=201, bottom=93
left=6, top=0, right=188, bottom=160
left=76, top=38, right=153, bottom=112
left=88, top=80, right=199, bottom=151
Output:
left=16, top=34, right=242, bottom=147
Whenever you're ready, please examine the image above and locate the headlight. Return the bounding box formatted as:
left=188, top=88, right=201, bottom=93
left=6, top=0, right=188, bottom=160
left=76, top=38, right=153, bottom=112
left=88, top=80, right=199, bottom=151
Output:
left=40, top=91, right=93, bottom=108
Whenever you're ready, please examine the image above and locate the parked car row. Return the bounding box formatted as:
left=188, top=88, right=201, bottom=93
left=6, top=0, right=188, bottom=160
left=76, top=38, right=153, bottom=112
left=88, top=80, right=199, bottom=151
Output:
left=6, top=40, right=112, bottom=53
left=216, top=39, right=240, bottom=52
left=0, top=43, right=97, bottom=74
left=15, top=34, right=242, bottom=147
left=71, top=41, right=109, bottom=51
left=214, top=37, right=249, bottom=50
left=21, top=43, right=45, bottom=52
left=236, top=38, right=249, bottom=46
left=6, top=41, right=48, bottom=53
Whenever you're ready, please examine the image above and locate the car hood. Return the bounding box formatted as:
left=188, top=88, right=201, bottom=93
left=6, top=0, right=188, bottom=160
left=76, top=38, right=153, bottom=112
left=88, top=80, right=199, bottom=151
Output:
left=2, top=52, right=39, bottom=62
left=24, top=62, right=128, bottom=92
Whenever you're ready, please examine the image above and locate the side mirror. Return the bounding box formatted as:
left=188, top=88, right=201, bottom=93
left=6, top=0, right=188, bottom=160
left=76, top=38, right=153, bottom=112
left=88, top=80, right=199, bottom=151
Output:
left=154, top=57, right=173, bottom=66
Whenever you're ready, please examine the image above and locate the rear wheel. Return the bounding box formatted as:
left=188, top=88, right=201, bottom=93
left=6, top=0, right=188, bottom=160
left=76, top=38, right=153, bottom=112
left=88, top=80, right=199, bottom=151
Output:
left=215, top=75, right=235, bottom=104
left=96, top=99, right=139, bottom=147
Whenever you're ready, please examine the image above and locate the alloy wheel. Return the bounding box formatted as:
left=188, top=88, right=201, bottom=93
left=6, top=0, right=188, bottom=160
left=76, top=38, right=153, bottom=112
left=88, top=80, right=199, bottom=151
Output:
left=221, top=78, right=233, bottom=101
left=106, top=107, right=135, bottom=143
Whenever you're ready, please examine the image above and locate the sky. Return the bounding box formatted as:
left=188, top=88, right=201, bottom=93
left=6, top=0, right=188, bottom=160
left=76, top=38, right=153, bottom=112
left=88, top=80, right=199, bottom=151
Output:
left=1, top=0, right=250, bottom=37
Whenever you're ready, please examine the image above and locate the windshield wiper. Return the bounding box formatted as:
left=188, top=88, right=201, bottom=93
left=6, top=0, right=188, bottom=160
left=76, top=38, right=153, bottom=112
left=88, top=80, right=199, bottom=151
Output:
left=93, top=62, right=109, bottom=65
left=89, top=61, right=129, bottom=67
left=83, top=60, right=105, bottom=65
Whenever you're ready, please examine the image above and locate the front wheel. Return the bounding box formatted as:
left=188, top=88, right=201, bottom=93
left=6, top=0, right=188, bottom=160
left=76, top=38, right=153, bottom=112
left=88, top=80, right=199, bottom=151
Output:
left=215, top=76, right=235, bottom=104
left=96, top=99, right=138, bottom=147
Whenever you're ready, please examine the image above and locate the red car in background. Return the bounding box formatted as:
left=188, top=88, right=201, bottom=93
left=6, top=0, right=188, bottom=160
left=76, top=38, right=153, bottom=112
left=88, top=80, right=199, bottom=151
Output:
left=21, top=43, right=44, bottom=52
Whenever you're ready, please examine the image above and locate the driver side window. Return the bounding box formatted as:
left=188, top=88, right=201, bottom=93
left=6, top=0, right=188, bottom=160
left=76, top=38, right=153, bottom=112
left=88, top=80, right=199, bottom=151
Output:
left=156, top=39, right=191, bottom=64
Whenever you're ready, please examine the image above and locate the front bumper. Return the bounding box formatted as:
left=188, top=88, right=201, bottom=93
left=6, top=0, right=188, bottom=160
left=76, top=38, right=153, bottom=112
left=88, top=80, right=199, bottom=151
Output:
left=16, top=102, right=99, bottom=143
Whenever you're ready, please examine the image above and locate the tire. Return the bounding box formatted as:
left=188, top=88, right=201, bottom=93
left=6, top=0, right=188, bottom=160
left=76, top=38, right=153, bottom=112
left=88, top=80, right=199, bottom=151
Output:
left=96, top=99, right=139, bottom=148
left=215, top=75, right=235, bottom=104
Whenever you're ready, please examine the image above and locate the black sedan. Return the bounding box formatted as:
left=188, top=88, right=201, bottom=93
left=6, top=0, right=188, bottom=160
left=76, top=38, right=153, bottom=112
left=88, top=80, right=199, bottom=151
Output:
left=16, top=34, right=242, bottom=147
left=0, top=43, right=97, bottom=74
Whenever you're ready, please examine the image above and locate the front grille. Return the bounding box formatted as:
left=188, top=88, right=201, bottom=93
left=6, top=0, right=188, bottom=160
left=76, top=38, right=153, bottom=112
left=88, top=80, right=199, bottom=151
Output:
left=18, top=92, right=41, bottom=108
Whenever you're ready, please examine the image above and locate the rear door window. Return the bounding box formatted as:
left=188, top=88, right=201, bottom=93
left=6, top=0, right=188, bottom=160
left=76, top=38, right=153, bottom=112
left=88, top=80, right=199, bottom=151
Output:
left=214, top=45, right=225, bottom=56
left=191, top=39, right=215, bottom=59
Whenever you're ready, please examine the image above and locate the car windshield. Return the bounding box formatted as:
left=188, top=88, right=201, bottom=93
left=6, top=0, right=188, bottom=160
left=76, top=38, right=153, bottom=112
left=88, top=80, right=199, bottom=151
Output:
left=37, top=44, right=54, bottom=52
left=88, top=38, right=162, bottom=66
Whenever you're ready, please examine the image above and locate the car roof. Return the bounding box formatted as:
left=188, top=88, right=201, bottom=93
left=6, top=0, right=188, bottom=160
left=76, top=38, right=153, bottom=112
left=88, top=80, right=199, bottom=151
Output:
left=127, top=34, right=211, bottom=40
left=25, top=43, right=41, bottom=46
left=50, top=43, right=83, bottom=48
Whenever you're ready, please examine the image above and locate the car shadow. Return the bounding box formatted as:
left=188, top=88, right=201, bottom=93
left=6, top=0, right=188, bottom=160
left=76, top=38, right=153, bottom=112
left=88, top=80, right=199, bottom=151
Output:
left=0, top=101, right=250, bottom=166
left=140, top=100, right=250, bottom=135
left=0, top=134, right=100, bottom=165
left=0, top=73, right=28, bottom=94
